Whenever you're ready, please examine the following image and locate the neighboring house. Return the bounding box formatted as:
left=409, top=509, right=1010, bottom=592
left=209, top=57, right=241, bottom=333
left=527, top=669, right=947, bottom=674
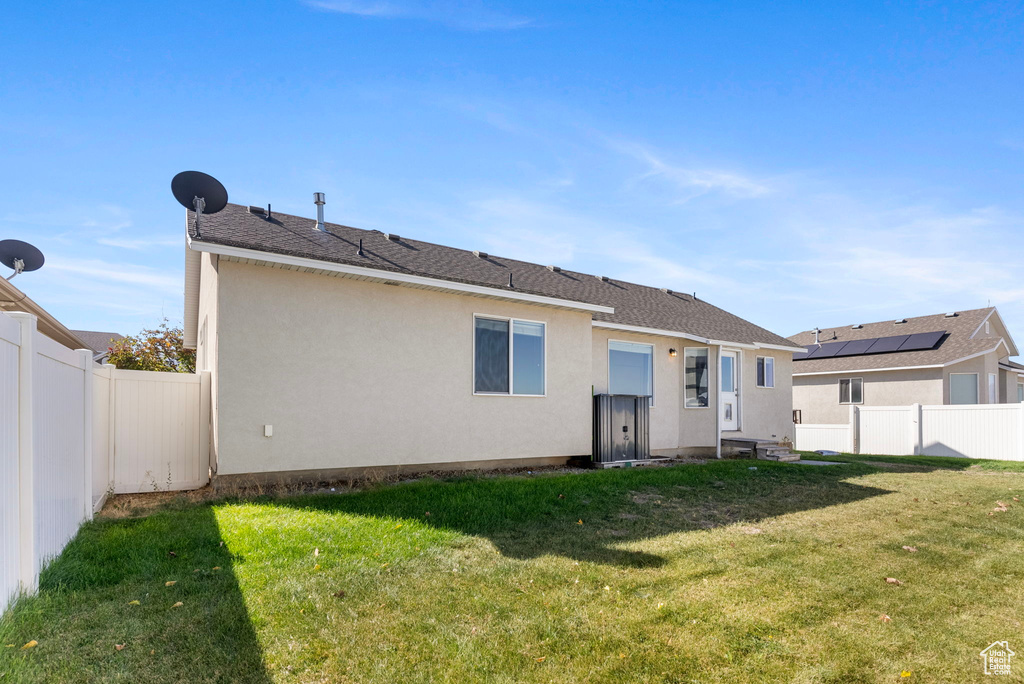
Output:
left=71, top=329, right=125, bottom=364
left=788, top=308, right=1024, bottom=424
left=182, top=201, right=802, bottom=483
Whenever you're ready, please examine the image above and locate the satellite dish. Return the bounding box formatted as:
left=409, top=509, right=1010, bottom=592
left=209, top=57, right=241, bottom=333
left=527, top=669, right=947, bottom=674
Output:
left=0, top=239, right=45, bottom=281
left=171, top=171, right=228, bottom=238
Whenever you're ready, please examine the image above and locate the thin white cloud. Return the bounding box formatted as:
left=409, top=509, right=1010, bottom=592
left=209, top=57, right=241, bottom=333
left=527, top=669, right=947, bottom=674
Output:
left=608, top=140, right=772, bottom=202
left=97, top=237, right=179, bottom=250
left=304, top=0, right=533, bottom=30
left=46, top=258, right=182, bottom=295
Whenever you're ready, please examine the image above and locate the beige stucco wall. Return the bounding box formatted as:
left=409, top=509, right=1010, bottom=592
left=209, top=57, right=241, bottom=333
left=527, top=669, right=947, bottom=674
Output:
left=943, top=352, right=999, bottom=404
left=590, top=328, right=681, bottom=452
left=734, top=349, right=794, bottom=443
left=196, top=252, right=220, bottom=470
left=794, top=368, right=944, bottom=424
left=589, top=332, right=794, bottom=454
left=214, top=260, right=595, bottom=475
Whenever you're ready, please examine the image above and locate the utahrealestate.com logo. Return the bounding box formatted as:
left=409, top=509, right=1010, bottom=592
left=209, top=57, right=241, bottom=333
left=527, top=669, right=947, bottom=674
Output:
left=980, top=641, right=1015, bottom=676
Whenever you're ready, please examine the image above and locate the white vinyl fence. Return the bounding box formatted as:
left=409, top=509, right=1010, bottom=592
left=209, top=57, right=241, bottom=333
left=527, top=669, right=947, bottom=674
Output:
left=796, top=403, right=1024, bottom=461
left=1, top=310, right=210, bottom=612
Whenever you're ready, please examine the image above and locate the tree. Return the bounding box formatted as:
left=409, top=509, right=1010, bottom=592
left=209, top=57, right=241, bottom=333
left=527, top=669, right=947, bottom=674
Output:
left=107, top=320, right=196, bottom=373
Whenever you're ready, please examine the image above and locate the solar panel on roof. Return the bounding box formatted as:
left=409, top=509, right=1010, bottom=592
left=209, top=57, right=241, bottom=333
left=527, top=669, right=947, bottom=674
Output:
left=793, top=346, right=814, bottom=360
left=808, top=341, right=849, bottom=358
left=833, top=338, right=878, bottom=357
left=898, top=330, right=945, bottom=352
left=865, top=334, right=910, bottom=354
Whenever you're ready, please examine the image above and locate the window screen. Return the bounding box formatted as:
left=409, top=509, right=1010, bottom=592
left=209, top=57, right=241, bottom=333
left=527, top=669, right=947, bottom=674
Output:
left=949, top=373, right=978, bottom=405
left=512, top=321, right=545, bottom=395
left=609, top=340, right=654, bottom=405
left=757, top=356, right=775, bottom=388
left=474, top=318, right=509, bottom=393
left=839, top=378, right=863, bottom=404
left=684, top=348, right=709, bottom=408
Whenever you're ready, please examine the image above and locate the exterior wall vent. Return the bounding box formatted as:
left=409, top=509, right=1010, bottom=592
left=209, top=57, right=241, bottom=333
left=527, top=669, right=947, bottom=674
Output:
left=473, top=251, right=488, bottom=258
left=385, top=233, right=401, bottom=242
left=313, top=192, right=326, bottom=232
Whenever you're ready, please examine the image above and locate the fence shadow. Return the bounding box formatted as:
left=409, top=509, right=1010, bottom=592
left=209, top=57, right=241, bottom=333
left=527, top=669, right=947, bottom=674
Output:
left=275, top=460, right=892, bottom=568
left=0, top=506, right=270, bottom=684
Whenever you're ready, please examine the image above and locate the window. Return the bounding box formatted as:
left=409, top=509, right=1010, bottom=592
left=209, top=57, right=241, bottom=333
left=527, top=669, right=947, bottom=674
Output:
left=756, top=356, right=775, bottom=388
left=684, top=347, right=710, bottom=408
left=839, top=377, right=863, bottom=404
left=988, top=373, right=997, bottom=403
left=949, top=373, right=978, bottom=405
left=1018, top=383, right=1023, bottom=403
left=609, top=341, right=654, bottom=406
left=473, top=316, right=545, bottom=395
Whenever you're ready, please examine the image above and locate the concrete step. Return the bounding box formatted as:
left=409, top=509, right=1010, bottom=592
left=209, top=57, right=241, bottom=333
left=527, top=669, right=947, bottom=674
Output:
left=757, top=452, right=801, bottom=462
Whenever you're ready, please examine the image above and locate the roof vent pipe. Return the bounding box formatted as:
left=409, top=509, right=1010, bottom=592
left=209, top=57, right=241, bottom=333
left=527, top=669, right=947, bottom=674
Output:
left=313, top=192, right=326, bottom=232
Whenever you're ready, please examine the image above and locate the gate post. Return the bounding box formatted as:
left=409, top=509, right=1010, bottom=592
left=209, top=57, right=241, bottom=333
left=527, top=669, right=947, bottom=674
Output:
left=910, top=403, right=923, bottom=456
left=849, top=404, right=860, bottom=454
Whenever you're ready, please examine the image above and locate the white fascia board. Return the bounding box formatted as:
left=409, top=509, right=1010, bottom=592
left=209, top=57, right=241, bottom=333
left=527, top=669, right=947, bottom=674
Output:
left=794, top=344, right=1004, bottom=377
left=592, top=321, right=805, bottom=353
left=794, top=364, right=945, bottom=377
left=188, top=237, right=614, bottom=315
left=592, top=320, right=709, bottom=343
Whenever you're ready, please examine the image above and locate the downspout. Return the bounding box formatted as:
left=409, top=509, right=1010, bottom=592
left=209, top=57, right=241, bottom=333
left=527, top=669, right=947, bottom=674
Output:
left=715, top=344, right=722, bottom=459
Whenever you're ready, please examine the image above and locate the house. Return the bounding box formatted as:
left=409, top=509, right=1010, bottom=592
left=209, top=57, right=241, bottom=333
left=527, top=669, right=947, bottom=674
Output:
left=71, top=329, right=125, bottom=364
left=182, top=199, right=802, bottom=483
left=788, top=308, right=1024, bottom=424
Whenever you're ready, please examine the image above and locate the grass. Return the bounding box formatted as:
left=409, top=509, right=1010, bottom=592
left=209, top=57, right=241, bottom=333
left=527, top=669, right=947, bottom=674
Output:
left=2, top=457, right=1023, bottom=683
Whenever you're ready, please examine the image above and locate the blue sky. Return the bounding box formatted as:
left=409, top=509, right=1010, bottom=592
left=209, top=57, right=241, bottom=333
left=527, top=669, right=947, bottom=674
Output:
left=2, top=1, right=1023, bottom=346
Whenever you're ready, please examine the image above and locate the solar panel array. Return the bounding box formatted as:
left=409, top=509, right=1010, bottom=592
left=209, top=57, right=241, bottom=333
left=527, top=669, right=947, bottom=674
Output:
left=793, top=330, right=946, bottom=361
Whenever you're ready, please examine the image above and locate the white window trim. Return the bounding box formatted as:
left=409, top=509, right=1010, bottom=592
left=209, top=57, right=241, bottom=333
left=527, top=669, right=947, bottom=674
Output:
left=755, top=355, right=775, bottom=389
left=988, top=373, right=997, bottom=403
left=683, top=346, right=712, bottom=410
left=839, top=377, right=864, bottom=405
left=607, top=339, right=655, bottom=408
left=472, top=314, right=547, bottom=397
left=949, top=372, right=979, bottom=405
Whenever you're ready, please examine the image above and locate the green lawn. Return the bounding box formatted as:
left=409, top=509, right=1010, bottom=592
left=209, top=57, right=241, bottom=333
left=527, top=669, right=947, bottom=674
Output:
left=2, top=457, right=1023, bottom=683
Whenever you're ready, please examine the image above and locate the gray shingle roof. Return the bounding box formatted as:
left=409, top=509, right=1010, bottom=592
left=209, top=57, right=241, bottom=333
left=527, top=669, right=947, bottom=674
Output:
left=189, top=204, right=795, bottom=348
left=71, top=330, right=124, bottom=354
left=787, top=308, right=1002, bottom=373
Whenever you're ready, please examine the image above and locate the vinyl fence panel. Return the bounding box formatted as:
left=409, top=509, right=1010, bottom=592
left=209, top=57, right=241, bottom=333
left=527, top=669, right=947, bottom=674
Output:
left=858, top=406, right=915, bottom=456
left=921, top=404, right=1023, bottom=460
left=31, top=334, right=89, bottom=571
left=110, top=369, right=210, bottom=493
left=794, top=424, right=851, bottom=453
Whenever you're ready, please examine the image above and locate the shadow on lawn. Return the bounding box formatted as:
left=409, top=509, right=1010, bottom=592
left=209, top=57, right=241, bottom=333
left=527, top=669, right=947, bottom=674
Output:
left=275, top=460, right=893, bottom=569
left=0, top=506, right=271, bottom=684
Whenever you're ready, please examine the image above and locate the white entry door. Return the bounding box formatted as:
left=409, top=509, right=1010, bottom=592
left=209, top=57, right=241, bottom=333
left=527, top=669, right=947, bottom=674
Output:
left=721, top=350, right=739, bottom=430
